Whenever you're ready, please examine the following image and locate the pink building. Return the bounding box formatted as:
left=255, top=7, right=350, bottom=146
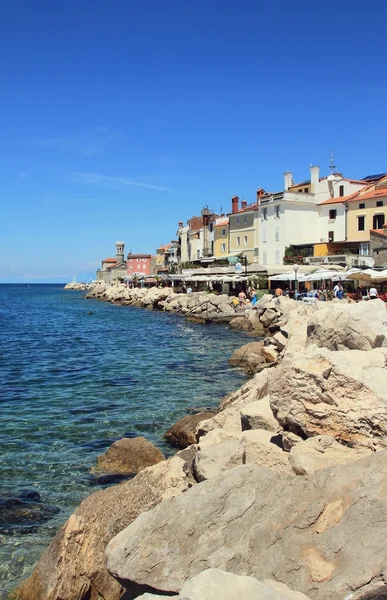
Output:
left=127, top=253, right=152, bottom=277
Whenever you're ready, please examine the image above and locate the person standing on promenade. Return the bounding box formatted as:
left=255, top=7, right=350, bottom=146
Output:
left=369, top=286, right=378, bottom=300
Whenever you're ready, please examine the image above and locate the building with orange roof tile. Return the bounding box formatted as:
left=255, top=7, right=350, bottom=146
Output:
left=313, top=174, right=387, bottom=263
left=97, top=241, right=127, bottom=283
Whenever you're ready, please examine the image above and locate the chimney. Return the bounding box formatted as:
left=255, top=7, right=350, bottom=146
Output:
left=231, top=196, right=239, bottom=213
left=178, top=221, right=183, bottom=228
left=310, top=165, right=320, bottom=190
left=284, top=171, right=293, bottom=191
left=241, top=200, right=247, bottom=209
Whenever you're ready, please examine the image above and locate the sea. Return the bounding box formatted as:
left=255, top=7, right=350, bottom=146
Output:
left=0, top=284, right=247, bottom=598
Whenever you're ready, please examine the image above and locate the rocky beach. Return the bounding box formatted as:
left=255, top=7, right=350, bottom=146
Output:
left=13, top=286, right=387, bottom=599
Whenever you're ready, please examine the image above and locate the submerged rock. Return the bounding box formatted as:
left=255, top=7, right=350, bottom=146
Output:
left=17, top=456, right=192, bottom=600
left=0, top=489, right=59, bottom=534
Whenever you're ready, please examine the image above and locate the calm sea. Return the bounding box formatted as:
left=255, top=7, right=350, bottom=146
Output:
left=0, top=284, right=247, bottom=597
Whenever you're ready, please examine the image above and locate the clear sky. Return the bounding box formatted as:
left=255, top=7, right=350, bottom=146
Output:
left=1, top=0, right=386, bottom=282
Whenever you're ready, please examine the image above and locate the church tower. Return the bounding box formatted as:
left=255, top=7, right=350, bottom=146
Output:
left=116, top=241, right=125, bottom=264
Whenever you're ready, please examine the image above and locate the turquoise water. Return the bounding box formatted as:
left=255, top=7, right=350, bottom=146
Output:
left=0, top=284, right=247, bottom=597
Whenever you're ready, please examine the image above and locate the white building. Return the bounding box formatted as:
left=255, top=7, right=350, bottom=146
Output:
left=258, top=166, right=368, bottom=266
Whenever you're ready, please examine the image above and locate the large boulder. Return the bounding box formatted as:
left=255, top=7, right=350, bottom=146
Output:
left=164, top=412, right=216, bottom=448
left=242, top=430, right=292, bottom=474
left=288, top=435, right=371, bottom=475
left=17, top=457, right=192, bottom=600
left=93, top=436, right=165, bottom=474
left=241, top=397, right=280, bottom=433
left=106, top=451, right=387, bottom=600
left=270, top=345, right=387, bottom=449
left=135, top=569, right=311, bottom=600
left=307, top=300, right=387, bottom=351
left=229, top=341, right=265, bottom=375
left=193, top=439, right=245, bottom=482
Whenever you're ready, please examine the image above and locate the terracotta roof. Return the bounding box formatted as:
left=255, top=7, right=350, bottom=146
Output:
left=127, top=254, right=151, bottom=259
left=227, top=203, right=258, bottom=216
left=318, top=192, right=358, bottom=206
left=371, top=229, right=387, bottom=236
left=157, top=244, right=172, bottom=251
left=102, top=258, right=117, bottom=263
left=351, top=189, right=387, bottom=202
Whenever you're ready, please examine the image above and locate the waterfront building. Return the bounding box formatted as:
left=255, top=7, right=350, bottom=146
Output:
left=176, top=221, right=190, bottom=263
left=309, top=174, right=387, bottom=268
left=97, top=241, right=127, bottom=283
left=127, top=252, right=153, bottom=278
left=258, top=166, right=368, bottom=267
left=155, top=243, right=172, bottom=275
left=228, top=196, right=259, bottom=264
left=187, top=208, right=218, bottom=262
left=213, top=215, right=230, bottom=259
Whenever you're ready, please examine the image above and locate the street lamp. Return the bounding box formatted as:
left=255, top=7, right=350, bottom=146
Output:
left=293, top=263, right=299, bottom=297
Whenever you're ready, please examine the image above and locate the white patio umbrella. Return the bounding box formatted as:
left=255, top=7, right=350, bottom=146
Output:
left=303, top=269, right=339, bottom=282
left=269, top=272, right=306, bottom=282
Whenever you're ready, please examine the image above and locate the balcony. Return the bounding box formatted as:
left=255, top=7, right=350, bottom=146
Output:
left=303, top=255, right=374, bottom=268
left=259, top=191, right=317, bottom=206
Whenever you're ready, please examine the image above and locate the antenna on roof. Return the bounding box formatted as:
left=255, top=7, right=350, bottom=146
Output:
left=220, top=206, right=223, bottom=214
left=329, top=149, right=337, bottom=175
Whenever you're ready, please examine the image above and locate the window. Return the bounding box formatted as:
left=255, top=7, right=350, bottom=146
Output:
left=244, top=215, right=248, bottom=224
left=304, top=188, right=308, bottom=193
left=359, top=242, right=370, bottom=256
left=221, top=242, right=226, bottom=253
left=339, top=185, right=344, bottom=197
left=358, top=216, right=365, bottom=231
left=328, top=231, right=334, bottom=242
left=263, top=251, right=267, bottom=265
left=221, top=228, right=226, bottom=237
left=359, top=203, right=365, bottom=209
left=275, top=250, right=280, bottom=264
left=275, top=227, right=279, bottom=242
left=329, top=209, right=337, bottom=220
left=298, top=189, right=302, bottom=192
left=275, top=205, right=280, bottom=218
left=236, top=216, right=240, bottom=225
left=244, top=235, right=248, bottom=246
left=373, top=214, right=385, bottom=229
left=262, top=229, right=267, bottom=243
left=236, top=236, right=240, bottom=246
left=377, top=200, right=384, bottom=207
left=262, top=208, right=267, bottom=220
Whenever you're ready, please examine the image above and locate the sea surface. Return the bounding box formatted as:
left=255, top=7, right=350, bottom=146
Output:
left=0, top=284, right=247, bottom=597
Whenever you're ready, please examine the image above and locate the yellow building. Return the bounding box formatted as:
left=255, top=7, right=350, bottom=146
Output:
left=155, top=243, right=171, bottom=273
left=213, top=216, right=229, bottom=258
left=227, top=196, right=258, bottom=263
left=347, top=189, right=387, bottom=248
left=314, top=175, right=387, bottom=260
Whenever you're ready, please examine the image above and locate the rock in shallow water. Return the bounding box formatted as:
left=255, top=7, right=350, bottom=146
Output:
left=93, top=436, right=165, bottom=475
left=0, top=489, right=59, bottom=534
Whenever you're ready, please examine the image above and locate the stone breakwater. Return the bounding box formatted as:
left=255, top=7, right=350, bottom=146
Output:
left=67, top=282, right=266, bottom=333
left=16, top=296, right=387, bottom=600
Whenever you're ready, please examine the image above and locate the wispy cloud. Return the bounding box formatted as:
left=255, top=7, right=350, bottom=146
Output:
left=25, top=127, right=123, bottom=156
left=73, top=172, right=176, bottom=192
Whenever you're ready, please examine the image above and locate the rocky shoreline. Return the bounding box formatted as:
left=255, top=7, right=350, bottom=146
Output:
left=15, top=293, right=387, bottom=600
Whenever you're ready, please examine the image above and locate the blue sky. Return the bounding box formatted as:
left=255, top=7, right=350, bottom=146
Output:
left=1, top=0, right=386, bottom=282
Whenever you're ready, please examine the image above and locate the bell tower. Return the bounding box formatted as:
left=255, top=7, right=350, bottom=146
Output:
left=116, top=241, right=125, bottom=263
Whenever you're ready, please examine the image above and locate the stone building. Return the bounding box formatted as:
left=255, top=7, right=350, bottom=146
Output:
left=97, top=241, right=127, bottom=283
left=370, top=226, right=387, bottom=268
